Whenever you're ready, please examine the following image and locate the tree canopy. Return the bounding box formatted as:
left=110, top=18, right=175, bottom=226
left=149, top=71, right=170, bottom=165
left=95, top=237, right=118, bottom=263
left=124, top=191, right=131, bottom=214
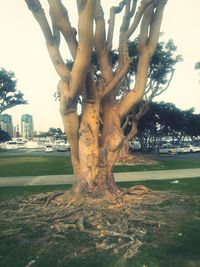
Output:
left=0, top=68, right=27, bottom=115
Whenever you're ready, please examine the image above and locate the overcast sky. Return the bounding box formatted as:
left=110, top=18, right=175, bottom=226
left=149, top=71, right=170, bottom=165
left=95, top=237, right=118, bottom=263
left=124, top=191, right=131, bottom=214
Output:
left=0, top=0, right=200, bottom=132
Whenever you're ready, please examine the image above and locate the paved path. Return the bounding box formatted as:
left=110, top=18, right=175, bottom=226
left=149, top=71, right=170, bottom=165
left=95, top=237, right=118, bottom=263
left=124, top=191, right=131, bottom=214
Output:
left=0, top=168, right=199, bottom=186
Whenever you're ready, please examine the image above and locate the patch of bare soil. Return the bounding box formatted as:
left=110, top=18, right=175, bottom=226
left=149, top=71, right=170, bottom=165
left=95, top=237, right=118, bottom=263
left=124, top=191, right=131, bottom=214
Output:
left=0, top=189, right=174, bottom=261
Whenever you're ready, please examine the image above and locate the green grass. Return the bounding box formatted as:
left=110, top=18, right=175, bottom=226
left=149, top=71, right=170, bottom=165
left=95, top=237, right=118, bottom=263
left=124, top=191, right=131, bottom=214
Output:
left=0, top=155, right=200, bottom=177
left=0, top=177, right=199, bottom=202
left=0, top=155, right=73, bottom=176
left=0, top=178, right=200, bottom=267
left=0, top=184, right=71, bottom=201
left=114, top=158, right=200, bottom=172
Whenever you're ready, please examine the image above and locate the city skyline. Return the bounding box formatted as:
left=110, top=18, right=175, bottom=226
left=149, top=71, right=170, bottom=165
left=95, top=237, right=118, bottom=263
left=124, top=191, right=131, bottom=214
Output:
left=0, top=1, right=200, bottom=132
left=0, top=113, right=35, bottom=138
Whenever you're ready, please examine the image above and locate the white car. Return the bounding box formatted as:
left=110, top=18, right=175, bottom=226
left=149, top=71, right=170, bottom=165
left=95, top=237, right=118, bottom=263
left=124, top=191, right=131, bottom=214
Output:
left=188, top=144, right=200, bottom=153
left=45, top=145, right=54, bottom=152
left=159, top=144, right=177, bottom=154
left=176, top=144, right=191, bottom=153
left=4, top=141, right=18, bottom=150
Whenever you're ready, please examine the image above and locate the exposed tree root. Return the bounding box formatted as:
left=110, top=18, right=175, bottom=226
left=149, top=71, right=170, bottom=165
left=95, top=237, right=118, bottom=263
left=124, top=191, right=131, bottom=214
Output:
left=44, top=191, right=65, bottom=207
left=0, top=188, right=178, bottom=262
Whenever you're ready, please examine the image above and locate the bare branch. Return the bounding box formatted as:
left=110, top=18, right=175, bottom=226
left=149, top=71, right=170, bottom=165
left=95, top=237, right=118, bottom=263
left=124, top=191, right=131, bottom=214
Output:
left=118, top=46, right=151, bottom=117
left=148, top=0, right=168, bottom=55
left=137, top=2, right=154, bottom=52
left=49, top=9, right=60, bottom=47
left=107, top=1, right=127, bottom=51
left=127, top=0, right=154, bottom=38
left=101, top=59, right=131, bottom=97
left=120, top=0, right=131, bottom=32
left=25, top=0, right=70, bottom=78
left=129, top=0, right=137, bottom=17
left=48, top=0, right=78, bottom=60
left=69, top=0, right=95, bottom=99
left=117, top=0, right=167, bottom=118
left=94, top=0, right=113, bottom=83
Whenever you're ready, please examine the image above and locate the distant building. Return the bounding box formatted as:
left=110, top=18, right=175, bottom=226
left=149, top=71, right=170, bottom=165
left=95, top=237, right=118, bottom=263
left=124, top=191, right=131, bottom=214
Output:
left=21, top=114, right=34, bottom=139
left=0, top=114, right=13, bottom=137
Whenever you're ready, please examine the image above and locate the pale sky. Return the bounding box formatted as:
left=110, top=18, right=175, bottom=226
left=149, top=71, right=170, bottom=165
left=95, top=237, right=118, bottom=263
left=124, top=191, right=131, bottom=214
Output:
left=0, top=1, right=200, bottom=132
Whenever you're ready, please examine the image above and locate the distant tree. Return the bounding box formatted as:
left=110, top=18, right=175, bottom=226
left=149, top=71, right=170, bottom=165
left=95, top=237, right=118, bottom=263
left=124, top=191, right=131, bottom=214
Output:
left=0, top=68, right=27, bottom=115
left=36, top=127, right=65, bottom=139
left=0, top=128, right=11, bottom=142
left=137, top=102, right=200, bottom=151
left=47, top=127, right=65, bottom=139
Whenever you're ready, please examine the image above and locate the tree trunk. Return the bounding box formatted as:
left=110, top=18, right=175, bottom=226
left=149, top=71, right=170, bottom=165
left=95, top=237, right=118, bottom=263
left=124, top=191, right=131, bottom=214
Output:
left=72, top=105, right=124, bottom=196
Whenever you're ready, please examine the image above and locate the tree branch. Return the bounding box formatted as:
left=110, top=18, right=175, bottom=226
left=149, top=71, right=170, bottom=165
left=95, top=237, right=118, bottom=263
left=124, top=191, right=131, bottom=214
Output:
left=69, top=0, right=95, bottom=100
left=25, top=0, right=70, bottom=78
left=94, top=0, right=113, bottom=83
left=107, top=1, right=127, bottom=51
left=101, top=59, right=131, bottom=97
left=48, top=0, right=78, bottom=59
left=49, top=9, right=60, bottom=47
left=147, top=0, right=168, bottom=55
left=117, top=0, right=167, bottom=118
left=127, top=0, right=154, bottom=38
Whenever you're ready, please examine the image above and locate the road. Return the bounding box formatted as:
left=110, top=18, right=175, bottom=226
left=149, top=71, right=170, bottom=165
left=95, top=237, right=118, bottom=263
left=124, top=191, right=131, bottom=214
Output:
left=1, top=148, right=200, bottom=160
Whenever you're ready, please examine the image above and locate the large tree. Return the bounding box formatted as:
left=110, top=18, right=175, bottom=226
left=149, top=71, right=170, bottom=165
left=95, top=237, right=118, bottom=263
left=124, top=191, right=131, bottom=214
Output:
left=0, top=68, right=27, bottom=115
left=25, top=0, right=167, bottom=196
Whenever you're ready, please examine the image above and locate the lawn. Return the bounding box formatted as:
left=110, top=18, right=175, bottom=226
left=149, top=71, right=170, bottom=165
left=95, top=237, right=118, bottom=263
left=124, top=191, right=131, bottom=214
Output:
left=0, top=155, right=200, bottom=177
left=0, top=178, right=200, bottom=267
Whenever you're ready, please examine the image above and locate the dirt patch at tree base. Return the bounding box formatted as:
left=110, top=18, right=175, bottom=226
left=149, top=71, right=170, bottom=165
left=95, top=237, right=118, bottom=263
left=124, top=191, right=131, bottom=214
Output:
left=0, top=189, right=200, bottom=266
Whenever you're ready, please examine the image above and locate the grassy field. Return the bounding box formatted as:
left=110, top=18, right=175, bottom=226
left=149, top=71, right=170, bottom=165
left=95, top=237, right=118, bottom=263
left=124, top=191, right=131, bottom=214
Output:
left=0, top=155, right=200, bottom=176
left=0, top=178, right=200, bottom=267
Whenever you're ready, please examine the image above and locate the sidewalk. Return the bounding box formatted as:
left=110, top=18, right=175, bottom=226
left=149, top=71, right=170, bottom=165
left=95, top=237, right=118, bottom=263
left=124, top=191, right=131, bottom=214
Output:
left=0, top=168, right=200, bottom=186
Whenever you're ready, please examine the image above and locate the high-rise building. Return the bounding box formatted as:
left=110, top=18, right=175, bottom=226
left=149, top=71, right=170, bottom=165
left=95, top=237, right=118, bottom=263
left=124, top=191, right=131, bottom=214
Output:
left=21, top=114, right=34, bottom=139
left=0, top=114, right=13, bottom=137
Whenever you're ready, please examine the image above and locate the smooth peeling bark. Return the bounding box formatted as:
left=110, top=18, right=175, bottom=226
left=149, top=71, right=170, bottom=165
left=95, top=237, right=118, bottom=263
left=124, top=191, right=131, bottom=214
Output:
left=61, top=111, right=80, bottom=176
left=77, top=101, right=100, bottom=192
left=97, top=108, right=124, bottom=193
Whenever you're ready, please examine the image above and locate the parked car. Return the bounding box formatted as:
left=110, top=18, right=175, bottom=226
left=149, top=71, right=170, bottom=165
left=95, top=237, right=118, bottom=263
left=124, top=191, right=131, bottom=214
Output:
left=177, top=143, right=200, bottom=153
left=176, top=144, right=191, bottom=153
left=188, top=144, right=200, bottom=153
left=45, top=145, right=54, bottom=152
left=4, top=141, right=18, bottom=150
left=57, top=146, right=68, bottom=152
left=159, top=144, right=177, bottom=154
left=129, top=142, right=141, bottom=153
left=56, top=142, right=70, bottom=152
